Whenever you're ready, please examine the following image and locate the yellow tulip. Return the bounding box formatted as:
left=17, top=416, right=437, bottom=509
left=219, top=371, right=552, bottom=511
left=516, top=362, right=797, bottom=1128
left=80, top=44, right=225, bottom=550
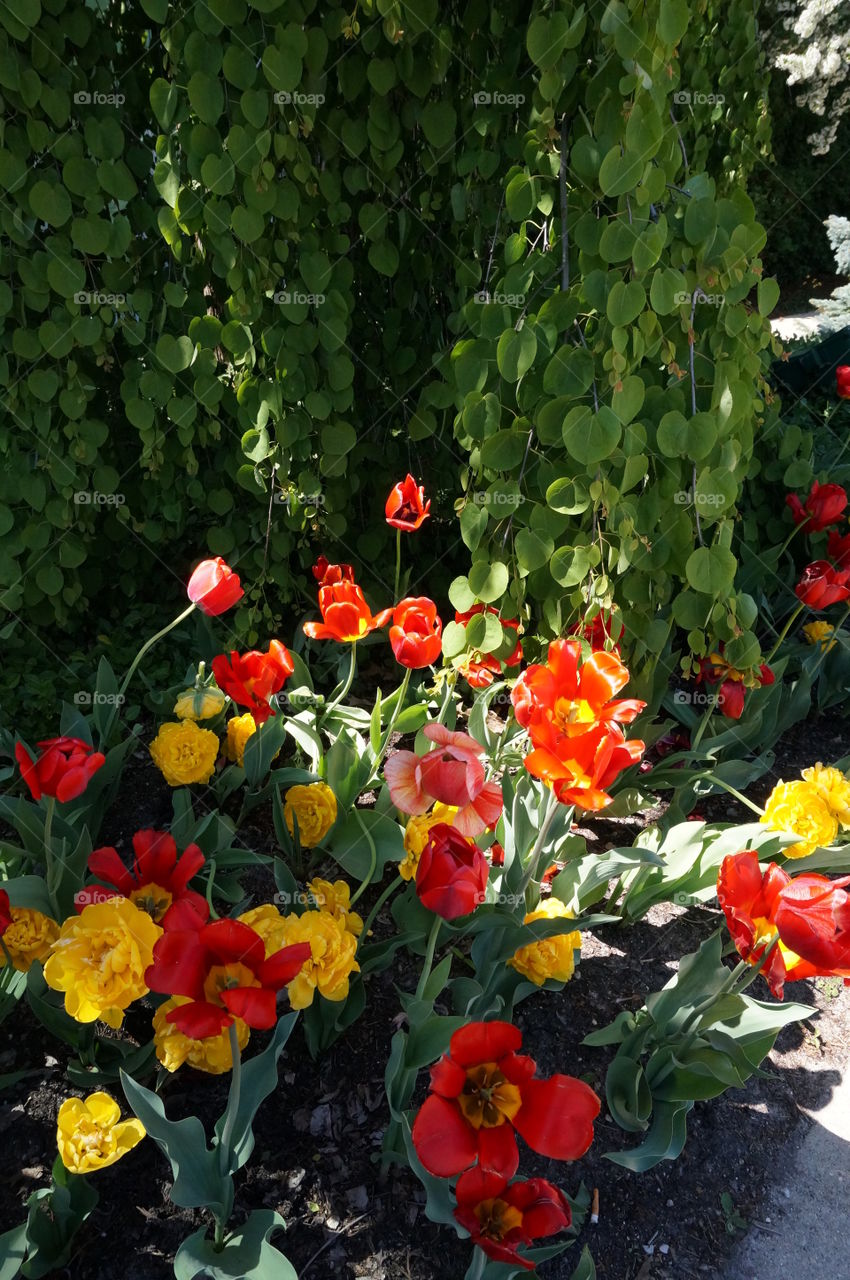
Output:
left=57, top=1092, right=145, bottom=1173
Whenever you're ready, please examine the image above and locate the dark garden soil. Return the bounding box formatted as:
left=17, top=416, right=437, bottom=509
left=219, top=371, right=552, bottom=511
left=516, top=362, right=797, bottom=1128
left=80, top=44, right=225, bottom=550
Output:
left=1, top=708, right=848, bottom=1280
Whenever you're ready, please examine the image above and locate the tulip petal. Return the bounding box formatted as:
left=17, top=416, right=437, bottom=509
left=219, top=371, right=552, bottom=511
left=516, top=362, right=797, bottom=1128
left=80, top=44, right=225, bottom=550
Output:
left=512, top=1074, right=600, bottom=1160
left=411, top=1094, right=478, bottom=1176
left=221, top=985, right=277, bottom=1029
left=87, top=846, right=134, bottom=895
left=448, top=1020, right=523, bottom=1066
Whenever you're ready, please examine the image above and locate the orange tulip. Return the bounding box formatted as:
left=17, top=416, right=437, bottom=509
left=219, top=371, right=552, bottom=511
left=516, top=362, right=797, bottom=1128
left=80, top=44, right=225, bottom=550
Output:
left=303, top=581, right=392, bottom=643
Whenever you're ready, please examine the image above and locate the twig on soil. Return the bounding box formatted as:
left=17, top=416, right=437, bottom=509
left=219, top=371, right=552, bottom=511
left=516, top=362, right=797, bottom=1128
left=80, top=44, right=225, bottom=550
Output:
left=300, top=1212, right=370, bottom=1276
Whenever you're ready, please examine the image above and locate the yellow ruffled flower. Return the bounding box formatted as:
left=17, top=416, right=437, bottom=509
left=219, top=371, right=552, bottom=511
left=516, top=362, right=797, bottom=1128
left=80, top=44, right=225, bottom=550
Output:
left=279, top=910, right=360, bottom=1009
left=508, top=899, right=581, bottom=986
left=1, top=907, right=59, bottom=972
left=802, top=621, right=837, bottom=653
left=149, top=720, right=219, bottom=786
left=801, top=763, right=850, bottom=828
left=43, top=898, right=162, bottom=1028
left=57, top=1092, right=145, bottom=1174
left=237, top=903, right=287, bottom=956
left=223, top=711, right=259, bottom=767
left=400, top=803, right=459, bottom=880
left=283, top=783, right=338, bottom=846
left=152, top=996, right=249, bottom=1073
left=760, top=779, right=839, bottom=859
left=174, top=687, right=226, bottom=721
left=306, top=877, right=363, bottom=936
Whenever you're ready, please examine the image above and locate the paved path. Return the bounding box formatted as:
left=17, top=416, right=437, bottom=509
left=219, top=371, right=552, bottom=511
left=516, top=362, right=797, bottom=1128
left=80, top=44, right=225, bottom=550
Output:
left=717, top=1068, right=850, bottom=1279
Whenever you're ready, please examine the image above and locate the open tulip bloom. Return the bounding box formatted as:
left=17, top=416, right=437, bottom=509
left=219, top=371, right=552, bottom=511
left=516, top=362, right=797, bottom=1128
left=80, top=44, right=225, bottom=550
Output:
left=145, top=917, right=311, bottom=1037
left=15, top=736, right=106, bottom=803
left=717, top=851, right=850, bottom=998
left=795, top=560, right=850, bottom=610
left=411, top=1021, right=600, bottom=1183
left=303, top=580, right=392, bottom=643
left=786, top=480, right=847, bottom=532
left=385, top=473, right=431, bottom=531
left=211, top=640, right=294, bottom=724
left=454, top=1168, right=573, bottom=1271
left=76, top=828, right=207, bottom=926
left=385, top=723, right=503, bottom=837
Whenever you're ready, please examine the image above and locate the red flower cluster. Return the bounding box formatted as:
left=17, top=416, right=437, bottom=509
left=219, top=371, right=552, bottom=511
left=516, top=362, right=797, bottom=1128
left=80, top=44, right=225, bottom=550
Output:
left=76, top=829, right=207, bottom=926
left=390, top=597, right=443, bottom=669
left=0, top=888, right=11, bottom=937
left=455, top=605, right=522, bottom=688
left=696, top=651, right=774, bottom=721
left=385, top=723, right=503, bottom=836
left=411, top=1021, right=598, bottom=1270
left=187, top=557, right=244, bottom=616
left=385, top=474, right=430, bottom=531
left=312, top=556, right=355, bottom=587
left=837, top=366, right=850, bottom=400
left=145, top=915, right=311, bottom=1038
left=511, top=639, right=645, bottom=810
left=568, top=611, right=625, bottom=654
left=795, top=561, right=850, bottom=610
left=211, top=640, right=294, bottom=725
left=16, top=736, right=106, bottom=804
left=786, top=481, right=847, bottom=532
left=415, top=824, right=488, bottom=919
left=717, top=851, right=850, bottom=998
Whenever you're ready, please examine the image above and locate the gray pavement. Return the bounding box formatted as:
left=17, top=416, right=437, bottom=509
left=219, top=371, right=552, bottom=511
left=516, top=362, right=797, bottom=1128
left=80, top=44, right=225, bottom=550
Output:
left=717, top=1068, right=850, bottom=1279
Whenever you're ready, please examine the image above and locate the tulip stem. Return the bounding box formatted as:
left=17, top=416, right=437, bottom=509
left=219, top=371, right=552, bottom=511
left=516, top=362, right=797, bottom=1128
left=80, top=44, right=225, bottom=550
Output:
left=218, top=1023, right=242, bottom=1178
left=516, top=788, right=561, bottom=896
left=350, top=809, right=378, bottom=907
left=394, top=528, right=402, bottom=601
left=357, top=873, right=403, bottom=942
left=695, top=772, right=764, bottom=816
left=100, top=602, right=198, bottom=747
left=414, top=916, right=442, bottom=1001
left=43, top=796, right=59, bottom=914
left=764, top=601, right=804, bottom=664
left=323, top=642, right=357, bottom=722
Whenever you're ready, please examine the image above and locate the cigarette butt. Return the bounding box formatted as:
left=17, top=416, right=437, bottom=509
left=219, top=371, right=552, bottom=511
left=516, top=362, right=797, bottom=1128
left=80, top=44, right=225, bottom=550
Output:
left=591, top=1188, right=599, bottom=1224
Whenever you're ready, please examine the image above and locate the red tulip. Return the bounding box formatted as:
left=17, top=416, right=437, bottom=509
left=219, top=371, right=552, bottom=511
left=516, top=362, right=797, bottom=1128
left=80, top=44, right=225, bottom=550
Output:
left=837, top=366, right=850, bottom=399
left=510, top=638, right=644, bottom=737
left=385, top=723, right=503, bottom=836
left=411, top=1020, right=599, bottom=1182
left=568, top=611, right=625, bottom=653
left=795, top=561, right=850, bottom=610
left=385, top=474, right=430, bottom=531
left=15, top=736, right=105, bottom=804
left=0, top=889, right=11, bottom=938
left=311, top=555, right=355, bottom=587
left=211, top=640, right=294, bottom=725
left=525, top=721, right=645, bottom=811
left=303, top=581, right=392, bottom=644
left=415, top=824, right=489, bottom=919
left=715, top=678, right=746, bottom=720
left=390, top=597, right=443, bottom=669
left=454, top=1170, right=572, bottom=1271
left=75, top=829, right=207, bottom=926
left=455, top=605, right=522, bottom=688
left=827, top=529, right=850, bottom=570
left=145, top=917, right=311, bottom=1037
left=786, top=481, right=847, bottom=532
left=774, top=874, right=850, bottom=980
left=187, top=557, right=244, bottom=615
